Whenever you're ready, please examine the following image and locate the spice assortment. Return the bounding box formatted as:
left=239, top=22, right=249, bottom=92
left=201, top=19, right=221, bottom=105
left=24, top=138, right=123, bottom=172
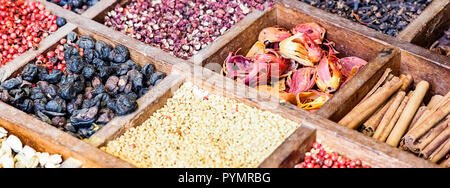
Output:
left=0, top=0, right=64, bottom=67
left=430, top=28, right=450, bottom=56
left=102, top=82, right=300, bottom=168
left=223, top=23, right=367, bottom=112
left=299, top=0, right=433, bottom=36
left=48, top=0, right=100, bottom=14
left=339, top=68, right=450, bottom=165
left=294, top=141, right=371, bottom=168
left=0, top=32, right=166, bottom=139
left=0, top=127, right=66, bottom=168
left=104, top=0, right=272, bottom=59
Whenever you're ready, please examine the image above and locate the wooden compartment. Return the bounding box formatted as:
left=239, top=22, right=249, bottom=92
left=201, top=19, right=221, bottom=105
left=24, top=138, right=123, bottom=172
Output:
left=0, top=24, right=181, bottom=167
left=89, top=0, right=273, bottom=65
left=199, top=2, right=399, bottom=119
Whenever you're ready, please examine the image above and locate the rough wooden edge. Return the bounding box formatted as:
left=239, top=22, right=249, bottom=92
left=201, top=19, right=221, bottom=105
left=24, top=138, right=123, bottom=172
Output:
left=317, top=47, right=400, bottom=120
left=398, top=0, right=450, bottom=43
left=0, top=101, right=135, bottom=168
left=259, top=125, right=316, bottom=168
left=81, top=0, right=118, bottom=19
left=0, top=23, right=76, bottom=82
left=189, top=6, right=273, bottom=65
left=88, top=73, right=185, bottom=147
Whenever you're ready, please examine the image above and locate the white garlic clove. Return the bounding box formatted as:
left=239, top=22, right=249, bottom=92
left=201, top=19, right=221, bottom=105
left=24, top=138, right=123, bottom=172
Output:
left=5, top=135, right=22, bottom=153
left=0, top=142, right=12, bottom=157
left=48, top=154, right=62, bottom=165
left=0, top=127, right=7, bottom=139
left=37, top=152, right=50, bottom=167
left=21, top=146, right=37, bottom=159
left=0, top=154, right=15, bottom=168
left=25, top=156, right=39, bottom=168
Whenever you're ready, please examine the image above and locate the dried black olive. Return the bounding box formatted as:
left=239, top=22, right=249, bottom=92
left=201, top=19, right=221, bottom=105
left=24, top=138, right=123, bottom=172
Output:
left=37, top=66, right=49, bottom=80
left=92, top=58, right=109, bottom=68
left=95, top=41, right=111, bottom=60
left=82, top=64, right=96, bottom=79
left=141, top=64, right=155, bottom=78
left=18, top=99, right=33, bottom=113
left=66, top=55, right=85, bottom=73
left=148, top=72, right=165, bottom=86
left=105, top=76, right=119, bottom=93
left=52, top=116, right=66, bottom=128
left=64, top=46, right=80, bottom=60
left=36, top=111, right=52, bottom=125
left=77, top=36, right=95, bottom=50
left=34, top=99, right=47, bottom=112
left=46, top=97, right=67, bottom=113
left=83, top=48, right=99, bottom=63
left=109, top=45, right=130, bottom=63
left=127, top=70, right=144, bottom=92
left=43, top=84, right=59, bottom=99
left=96, top=108, right=115, bottom=124
left=108, top=94, right=137, bottom=116
left=66, top=32, right=78, bottom=43
left=70, top=106, right=98, bottom=129
left=21, top=64, right=38, bottom=82
left=59, top=84, right=77, bottom=100
left=1, top=77, right=23, bottom=90
left=43, top=69, right=63, bottom=84
left=77, top=127, right=97, bottom=138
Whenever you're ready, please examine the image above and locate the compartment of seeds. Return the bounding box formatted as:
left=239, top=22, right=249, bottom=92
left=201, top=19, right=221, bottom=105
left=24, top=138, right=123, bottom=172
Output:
left=93, top=0, right=274, bottom=60
left=98, top=80, right=307, bottom=168
left=0, top=26, right=168, bottom=141
left=0, top=0, right=67, bottom=68
left=333, top=49, right=449, bottom=167
left=201, top=3, right=397, bottom=115
left=296, top=0, right=435, bottom=37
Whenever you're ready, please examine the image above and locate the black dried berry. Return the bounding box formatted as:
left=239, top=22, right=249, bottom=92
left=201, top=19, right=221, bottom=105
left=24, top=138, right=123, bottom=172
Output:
left=70, top=0, right=83, bottom=9
left=141, top=64, right=155, bottom=78
left=77, top=36, right=95, bottom=50
left=92, top=84, right=105, bottom=96
left=92, top=58, right=109, bottom=68
left=36, top=111, right=52, bottom=125
left=109, top=45, right=130, bottom=63
left=1, top=77, right=22, bottom=90
left=30, top=87, right=45, bottom=100
left=58, top=84, right=77, bottom=100
left=70, top=106, right=98, bottom=129
left=98, top=66, right=115, bottom=79
left=108, top=94, right=137, bottom=116
left=96, top=108, right=115, bottom=124
left=125, top=60, right=141, bottom=71
left=43, top=69, right=63, bottom=84
left=52, top=116, right=66, bottom=128
left=66, top=55, right=85, bottom=73
left=95, top=41, right=111, bottom=60
left=64, top=46, right=80, bottom=60
left=66, top=32, right=78, bottom=43
left=82, top=64, right=96, bottom=79
left=43, top=84, right=59, bottom=100
left=21, top=64, right=38, bottom=82
left=78, top=126, right=97, bottom=138
left=37, top=66, right=49, bottom=80
left=46, top=97, right=67, bottom=113
left=34, top=99, right=47, bottom=113
left=148, top=72, right=165, bottom=86
left=18, top=99, right=33, bottom=113
left=56, top=17, right=67, bottom=27
left=83, top=48, right=99, bottom=63
left=127, top=70, right=144, bottom=92
left=105, top=76, right=119, bottom=93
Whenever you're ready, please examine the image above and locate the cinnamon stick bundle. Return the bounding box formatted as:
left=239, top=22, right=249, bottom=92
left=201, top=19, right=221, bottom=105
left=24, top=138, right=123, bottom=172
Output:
left=376, top=94, right=409, bottom=142
left=419, top=127, right=449, bottom=160
left=407, top=116, right=450, bottom=153
left=362, top=96, right=396, bottom=136
left=386, top=81, right=430, bottom=147
left=373, top=91, right=406, bottom=141
left=404, top=99, right=450, bottom=147
left=358, top=69, right=392, bottom=105
left=429, top=139, right=449, bottom=163
left=339, top=77, right=402, bottom=129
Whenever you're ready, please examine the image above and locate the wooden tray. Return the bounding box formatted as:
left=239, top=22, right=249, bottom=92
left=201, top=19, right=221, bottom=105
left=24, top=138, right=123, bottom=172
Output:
left=0, top=0, right=447, bottom=168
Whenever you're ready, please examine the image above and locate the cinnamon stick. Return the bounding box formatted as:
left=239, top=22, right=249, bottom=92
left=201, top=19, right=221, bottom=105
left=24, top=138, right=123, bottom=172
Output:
left=359, top=69, right=392, bottom=105
left=386, top=81, right=430, bottom=147
left=399, top=74, right=413, bottom=91
left=373, top=91, right=406, bottom=140
left=409, top=106, right=427, bottom=131
left=408, top=116, right=450, bottom=153
left=361, top=96, right=396, bottom=136
left=339, top=77, right=402, bottom=129
left=428, top=95, right=444, bottom=109
left=404, top=99, right=450, bottom=147
left=378, top=95, right=409, bottom=142
left=428, top=139, right=450, bottom=163
left=409, top=92, right=450, bottom=134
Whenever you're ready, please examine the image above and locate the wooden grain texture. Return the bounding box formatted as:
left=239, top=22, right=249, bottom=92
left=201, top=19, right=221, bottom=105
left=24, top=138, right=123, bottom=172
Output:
left=259, top=125, right=316, bottom=168
left=88, top=73, right=185, bottom=147
left=399, top=0, right=450, bottom=47
left=0, top=102, right=134, bottom=168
